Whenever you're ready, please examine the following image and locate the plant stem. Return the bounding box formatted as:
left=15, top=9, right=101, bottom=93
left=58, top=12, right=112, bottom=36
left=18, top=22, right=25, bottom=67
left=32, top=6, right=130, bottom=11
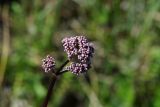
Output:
left=41, top=75, right=57, bottom=107
left=57, top=70, right=69, bottom=76
left=41, top=60, right=69, bottom=107
left=56, top=60, right=69, bottom=74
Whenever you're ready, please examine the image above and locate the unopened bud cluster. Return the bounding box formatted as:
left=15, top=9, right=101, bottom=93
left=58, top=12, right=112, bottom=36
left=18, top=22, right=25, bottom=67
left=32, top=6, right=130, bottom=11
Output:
left=62, top=36, right=94, bottom=75
left=66, top=62, right=91, bottom=75
left=42, top=55, right=55, bottom=72
left=42, top=36, right=94, bottom=75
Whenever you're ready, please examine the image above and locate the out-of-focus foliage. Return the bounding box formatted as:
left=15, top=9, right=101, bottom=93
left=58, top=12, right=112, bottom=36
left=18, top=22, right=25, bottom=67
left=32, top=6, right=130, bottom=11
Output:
left=0, top=0, right=160, bottom=107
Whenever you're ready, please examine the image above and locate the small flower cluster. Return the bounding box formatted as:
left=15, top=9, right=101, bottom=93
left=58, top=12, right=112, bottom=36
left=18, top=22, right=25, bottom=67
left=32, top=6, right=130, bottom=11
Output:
left=62, top=36, right=94, bottom=75
left=42, top=36, right=94, bottom=75
left=42, top=55, right=55, bottom=72
left=66, top=62, right=91, bottom=75
left=41, top=36, right=94, bottom=107
left=62, top=36, right=94, bottom=63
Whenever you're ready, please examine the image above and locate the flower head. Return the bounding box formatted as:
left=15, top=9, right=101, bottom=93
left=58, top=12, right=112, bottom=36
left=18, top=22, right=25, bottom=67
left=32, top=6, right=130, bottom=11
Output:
left=42, top=55, right=55, bottom=72
left=66, top=62, right=91, bottom=75
left=62, top=36, right=94, bottom=62
left=62, top=36, right=94, bottom=75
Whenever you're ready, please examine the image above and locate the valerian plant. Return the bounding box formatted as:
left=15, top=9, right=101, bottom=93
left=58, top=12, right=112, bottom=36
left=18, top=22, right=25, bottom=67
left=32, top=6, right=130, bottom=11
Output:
left=41, top=36, right=94, bottom=107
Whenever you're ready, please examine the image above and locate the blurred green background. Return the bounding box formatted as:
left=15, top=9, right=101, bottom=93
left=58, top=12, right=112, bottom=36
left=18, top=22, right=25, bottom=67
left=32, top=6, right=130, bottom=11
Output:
left=0, top=0, right=160, bottom=107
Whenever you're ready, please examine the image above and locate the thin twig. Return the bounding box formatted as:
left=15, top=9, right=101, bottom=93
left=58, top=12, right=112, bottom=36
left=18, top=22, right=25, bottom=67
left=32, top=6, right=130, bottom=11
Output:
left=56, top=60, right=69, bottom=74
left=56, top=70, right=69, bottom=76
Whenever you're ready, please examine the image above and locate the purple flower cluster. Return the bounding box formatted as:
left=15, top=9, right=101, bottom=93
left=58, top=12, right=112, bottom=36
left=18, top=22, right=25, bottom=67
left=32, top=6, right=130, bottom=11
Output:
left=42, top=55, right=55, bottom=72
left=62, top=36, right=94, bottom=75
left=62, top=36, right=94, bottom=63
left=66, top=62, right=91, bottom=75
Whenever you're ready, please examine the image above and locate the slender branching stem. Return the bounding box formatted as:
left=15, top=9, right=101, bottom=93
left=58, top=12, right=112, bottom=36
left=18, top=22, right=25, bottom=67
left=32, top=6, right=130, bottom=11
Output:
left=41, top=60, right=69, bottom=107
left=41, top=75, right=57, bottom=107
left=56, top=60, right=69, bottom=74
left=57, top=70, right=69, bottom=76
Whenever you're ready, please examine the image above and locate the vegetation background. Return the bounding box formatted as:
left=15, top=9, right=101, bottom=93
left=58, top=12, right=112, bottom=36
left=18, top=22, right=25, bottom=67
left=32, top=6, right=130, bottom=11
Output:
left=0, top=0, right=160, bottom=107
